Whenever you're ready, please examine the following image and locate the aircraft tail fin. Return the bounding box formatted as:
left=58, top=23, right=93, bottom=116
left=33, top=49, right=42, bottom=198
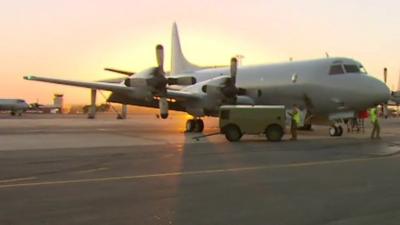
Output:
left=170, top=22, right=202, bottom=75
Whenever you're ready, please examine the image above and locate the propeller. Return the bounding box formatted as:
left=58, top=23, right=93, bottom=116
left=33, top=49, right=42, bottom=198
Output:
left=150, top=45, right=169, bottom=119
left=124, top=44, right=169, bottom=119
left=220, top=58, right=238, bottom=102
left=202, top=57, right=252, bottom=106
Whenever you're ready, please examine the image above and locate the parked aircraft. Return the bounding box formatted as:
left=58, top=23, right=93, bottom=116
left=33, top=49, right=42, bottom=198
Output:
left=0, top=99, right=29, bottom=116
left=24, top=23, right=391, bottom=136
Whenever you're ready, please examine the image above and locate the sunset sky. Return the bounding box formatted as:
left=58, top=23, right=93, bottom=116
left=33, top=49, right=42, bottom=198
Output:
left=1, top=0, right=400, bottom=104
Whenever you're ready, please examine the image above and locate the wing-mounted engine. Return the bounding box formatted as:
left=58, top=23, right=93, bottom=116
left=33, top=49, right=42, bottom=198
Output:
left=117, top=45, right=169, bottom=118
left=120, top=45, right=198, bottom=119
left=201, top=58, right=254, bottom=107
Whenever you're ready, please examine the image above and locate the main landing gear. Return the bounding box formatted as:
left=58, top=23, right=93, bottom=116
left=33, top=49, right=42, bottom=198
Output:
left=329, top=124, right=343, bottom=137
left=185, top=119, right=204, bottom=133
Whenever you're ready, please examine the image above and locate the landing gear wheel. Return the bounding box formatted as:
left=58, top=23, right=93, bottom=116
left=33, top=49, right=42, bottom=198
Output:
left=10, top=111, right=15, bottom=116
left=337, top=125, right=343, bottom=136
left=265, top=124, right=284, bottom=142
left=185, top=119, right=195, bottom=132
left=223, top=125, right=242, bottom=142
left=193, top=119, right=204, bottom=133
left=329, top=125, right=343, bottom=137
left=329, top=126, right=337, bottom=136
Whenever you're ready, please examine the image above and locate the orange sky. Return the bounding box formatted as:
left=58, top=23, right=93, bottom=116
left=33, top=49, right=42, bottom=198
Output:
left=1, top=0, right=400, bottom=104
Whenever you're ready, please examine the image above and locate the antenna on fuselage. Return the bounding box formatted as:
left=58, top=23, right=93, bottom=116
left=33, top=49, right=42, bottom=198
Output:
left=383, top=67, right=388, bottom=84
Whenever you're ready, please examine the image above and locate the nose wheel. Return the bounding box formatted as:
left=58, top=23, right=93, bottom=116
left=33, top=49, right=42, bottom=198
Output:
left=329, top=125, right=343, bottom=137
left=186, top=119, right=204, bottom=133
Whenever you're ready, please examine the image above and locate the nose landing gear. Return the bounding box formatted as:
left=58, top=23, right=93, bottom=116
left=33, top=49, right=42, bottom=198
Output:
left=185, top=119, right=204, bottom=133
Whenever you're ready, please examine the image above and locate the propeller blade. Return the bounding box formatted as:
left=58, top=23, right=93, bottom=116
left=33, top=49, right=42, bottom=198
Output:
left=230, top=57, right=238, bottom=84
left=156, top=44, right=164, bottom=74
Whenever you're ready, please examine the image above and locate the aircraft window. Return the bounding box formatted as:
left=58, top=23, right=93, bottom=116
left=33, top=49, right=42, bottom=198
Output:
left=329, top=65, right=344, bottom=75
left=359, top=65, right=367, bottom=74
left=344, top=65, right=360, bottom=73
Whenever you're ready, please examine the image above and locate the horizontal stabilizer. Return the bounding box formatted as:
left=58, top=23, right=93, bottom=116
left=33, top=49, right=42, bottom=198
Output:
left=104, top=68, right=134, bottom=76
left=97, top=77, right=127, bottom=84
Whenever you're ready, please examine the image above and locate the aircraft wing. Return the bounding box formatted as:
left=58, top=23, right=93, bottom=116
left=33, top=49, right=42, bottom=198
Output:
left=24, top=76, right=133, bottom=93
left=24, top=75, right=202, bottom=101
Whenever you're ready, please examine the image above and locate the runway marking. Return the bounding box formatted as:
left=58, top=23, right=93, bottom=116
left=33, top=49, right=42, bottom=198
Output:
left=76, top=167, right=109, bottom=174
left=0, top=177, right=37, bottom=184
left=0, top=154, right=399, bottom=190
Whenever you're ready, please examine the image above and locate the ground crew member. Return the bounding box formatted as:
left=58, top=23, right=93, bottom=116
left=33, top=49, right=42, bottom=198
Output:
left=369, top=106, right=380, bottom=139
left=288, top=104, right=301, bottom=140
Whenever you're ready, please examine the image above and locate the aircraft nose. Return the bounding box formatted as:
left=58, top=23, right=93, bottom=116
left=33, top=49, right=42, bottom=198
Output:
left=369, top=76, right=391, bottom=104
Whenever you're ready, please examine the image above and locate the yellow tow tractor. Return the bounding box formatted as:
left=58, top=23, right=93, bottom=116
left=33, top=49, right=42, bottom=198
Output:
left=194, top=105, right=286, bottom=142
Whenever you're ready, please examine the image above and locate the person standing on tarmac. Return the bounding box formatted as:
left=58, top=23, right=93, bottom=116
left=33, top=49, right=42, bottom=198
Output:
left=369, top=106, right=381, bottom=139
left=288, top=104, right=301, bottom=140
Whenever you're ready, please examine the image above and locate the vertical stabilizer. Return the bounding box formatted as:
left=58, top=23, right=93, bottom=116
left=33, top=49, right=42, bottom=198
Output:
left=171, top=22, right=202, bottom=75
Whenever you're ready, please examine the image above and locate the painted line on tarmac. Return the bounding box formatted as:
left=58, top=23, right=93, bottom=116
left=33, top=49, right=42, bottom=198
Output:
left=76, top=167, right=109, bottom=174
left=0, top=177, right=37, bottom=184
left=0, top=155, right=399, bottom=189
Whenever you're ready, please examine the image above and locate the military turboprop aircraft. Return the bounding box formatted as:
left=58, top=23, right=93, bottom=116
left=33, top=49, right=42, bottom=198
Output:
left=24, top=23, right=391, bottom=136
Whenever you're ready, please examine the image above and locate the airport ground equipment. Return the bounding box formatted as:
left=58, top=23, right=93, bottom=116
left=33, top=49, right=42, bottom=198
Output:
left=219, top=105, right=286, bottom=142
left=193, top=105, right=286, bottom=142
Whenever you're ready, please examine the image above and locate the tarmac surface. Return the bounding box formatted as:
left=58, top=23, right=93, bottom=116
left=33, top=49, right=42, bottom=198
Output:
left=0, top=113, right=400, bottom=225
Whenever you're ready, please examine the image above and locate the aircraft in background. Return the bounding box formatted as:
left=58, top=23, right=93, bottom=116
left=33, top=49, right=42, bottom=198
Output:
left=0, top=99, right=29, bottom=116
left=30, top=94, right=64, bottom=114
left=24, top=23, right=391, bottom=136
left=388, top=75, right=400, bottom=105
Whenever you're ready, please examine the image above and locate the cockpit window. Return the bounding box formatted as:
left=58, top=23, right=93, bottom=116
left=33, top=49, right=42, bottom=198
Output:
left=359, top=65, right=367, bottom=74
left=17, top=99, right=25, bottom=103
left=329, top=65, right=344, bottom=75
left=344, top=64, right=360, bottom=73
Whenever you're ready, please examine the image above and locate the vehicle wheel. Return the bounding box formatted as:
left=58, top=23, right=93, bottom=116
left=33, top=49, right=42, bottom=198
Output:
left=223, top=125, right=242, bottom=142
left=185, top=119, right=195, bottom=132
left=265, top=124, right=284, bottom=142
left=10, top=111, right=16, bottom=116
left=193, top=119, right=204, bottom=133
left=329, top=126, right=337, bottom=136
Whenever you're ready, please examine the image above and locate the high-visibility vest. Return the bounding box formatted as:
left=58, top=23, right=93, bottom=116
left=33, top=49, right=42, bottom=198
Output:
left=293, top=111, right=301, bottom=126
left=369, top=108, right=377, bottom=123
